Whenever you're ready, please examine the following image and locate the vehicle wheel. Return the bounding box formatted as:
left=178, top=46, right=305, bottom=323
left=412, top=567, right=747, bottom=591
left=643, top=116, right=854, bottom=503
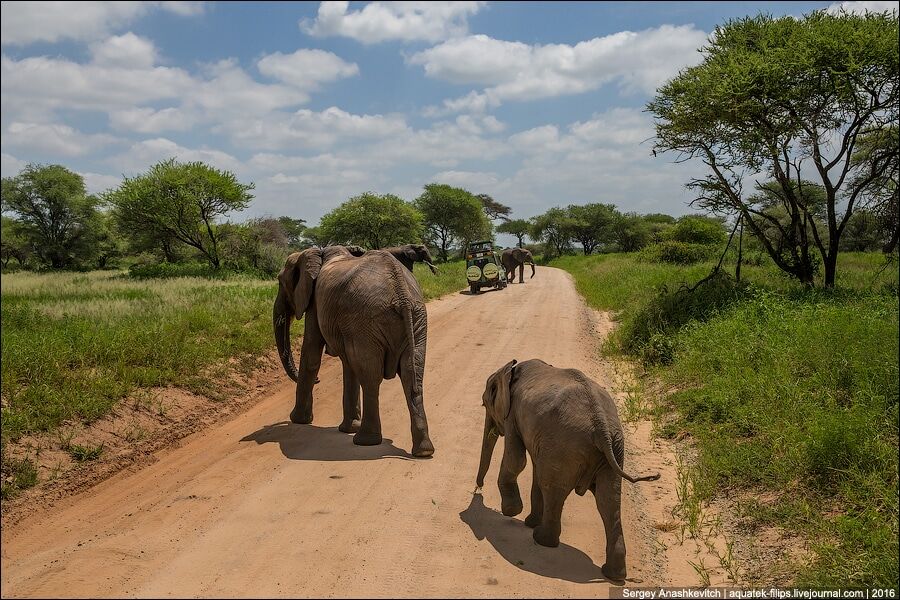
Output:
left=470, top=284, right=479, bottom=294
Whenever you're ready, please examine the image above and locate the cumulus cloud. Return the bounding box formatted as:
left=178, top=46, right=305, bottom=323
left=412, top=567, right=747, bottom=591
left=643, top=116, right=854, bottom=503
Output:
left=109, top=107, right=194, bottom=134
left=301, top=1, right=485, bottom=44
left=826, top=1, right=899, bottom=14
left=3, top=122, right=120, bottom=157
left=1, top=153, right=26, bottom=177
left=411, top=26, right=707, bottom=111
left=256, top=49, right=359, bottom=89
left=116, top=137, right=242, bottom=174
left=223, top=106, right=408, bottom=150
left=0, top=1, right=204, bottom=46
left=89, top=33, right=158, bottom=69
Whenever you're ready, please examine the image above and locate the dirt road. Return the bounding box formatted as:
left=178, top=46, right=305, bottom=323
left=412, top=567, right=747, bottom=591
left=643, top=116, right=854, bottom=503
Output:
left=1, top=267, right=716, bottom=598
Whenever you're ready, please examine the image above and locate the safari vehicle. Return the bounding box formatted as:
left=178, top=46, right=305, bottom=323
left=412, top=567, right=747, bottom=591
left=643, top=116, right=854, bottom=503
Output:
left=465, top=240, right=507, bottom=294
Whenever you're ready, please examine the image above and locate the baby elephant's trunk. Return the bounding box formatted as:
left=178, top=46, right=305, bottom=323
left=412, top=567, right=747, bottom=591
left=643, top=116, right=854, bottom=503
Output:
left=593, top=430, right=660, bottom=484
left=476, top=416, right=499, bottom=488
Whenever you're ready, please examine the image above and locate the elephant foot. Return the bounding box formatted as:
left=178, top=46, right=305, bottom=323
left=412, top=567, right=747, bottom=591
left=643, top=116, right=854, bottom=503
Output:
left=338, top=419, right=361, bottom=433
left=290, top=408, right=313, bottom=424
left=601, top=563, right=626, bottom=584
left=524, top=512, right=541, bottom=528
left=533, top=525, right=560, bottom=548
left=411, top=437, right=434, bottom=458
left=501, top=498, right=523, bottom=517
left=353, top=431, right=383, bottom=446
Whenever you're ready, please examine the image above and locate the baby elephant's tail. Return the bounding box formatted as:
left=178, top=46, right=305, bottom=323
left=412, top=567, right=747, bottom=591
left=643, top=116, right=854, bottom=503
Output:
left=593, top=430, right=661, bottom=483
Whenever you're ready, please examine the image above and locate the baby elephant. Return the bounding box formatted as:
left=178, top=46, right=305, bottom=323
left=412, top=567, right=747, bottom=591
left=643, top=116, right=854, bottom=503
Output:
left=476, top=359, right=660, bottom=582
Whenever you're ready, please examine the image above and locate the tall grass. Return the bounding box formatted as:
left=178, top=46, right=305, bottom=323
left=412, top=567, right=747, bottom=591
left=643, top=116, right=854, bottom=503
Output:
left=551, top=251, right=899, bottom=587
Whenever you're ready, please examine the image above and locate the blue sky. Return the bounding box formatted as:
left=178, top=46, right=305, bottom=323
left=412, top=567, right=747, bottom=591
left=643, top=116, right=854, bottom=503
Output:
left=2, top=1, right=896, bottom=242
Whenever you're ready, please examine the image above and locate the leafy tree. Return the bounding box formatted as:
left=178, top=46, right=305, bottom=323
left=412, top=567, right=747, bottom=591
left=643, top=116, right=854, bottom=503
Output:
left=497, top=218, right=531, bottom=248
left=320, top=192, right=423, bottom=249
left=1, top=216, right=31, bottom=267
left=277, top=216, right=307, bottom=249
left=477, top=193, right=511, bottom=222
left=612, top=213, right=653, bottom=252
left=567, top=203, right=619, bottom=254
left=219, top=218, right=290, bottom=274
left=849, top=126, right=899, bottom=253
left=643, top=213, right=675, bottom=243
left=89, top=211, right=127, bottom=269
left=746, top=180, right=829, bottom=269
left=648, top=10, right=899, bottom=287
left=531, top=207, right=575, bottom=257
left=300, top=225, right=333, bottom=248
left=106, top=159, right=254, bottom=269
left=415, top=184, right=490, bottom=261
left=1, top=164, right=100, bottom=269
left=839, top=209, right=883, bottom=252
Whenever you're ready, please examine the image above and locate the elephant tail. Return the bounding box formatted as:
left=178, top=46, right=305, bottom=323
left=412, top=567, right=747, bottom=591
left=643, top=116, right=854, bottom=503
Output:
left=592, top=429, right=660, bottom=484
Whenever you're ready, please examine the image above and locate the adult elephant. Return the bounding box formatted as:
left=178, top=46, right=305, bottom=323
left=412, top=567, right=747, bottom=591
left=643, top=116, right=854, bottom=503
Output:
left=383, top=244, right=438, bottom=274
left=273, top=245, right=434, bottom=457
left=501, top=247, right=535, bottom=284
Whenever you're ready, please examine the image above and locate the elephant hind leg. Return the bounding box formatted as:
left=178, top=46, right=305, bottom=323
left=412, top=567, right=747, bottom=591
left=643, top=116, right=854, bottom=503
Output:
left=533, top=481, right=568, bottom=547
left=338, top=358, right=361, bottom=433
left=498, top=430, right=527, bottom=517
left=399, top=353, right=433, bottom=457
left=353, top=377, right=383, bottom=446
left=594, top=465, right=627, bottom=582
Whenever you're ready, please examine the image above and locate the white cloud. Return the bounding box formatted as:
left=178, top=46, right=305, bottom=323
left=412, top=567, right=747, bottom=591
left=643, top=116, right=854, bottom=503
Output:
left=256, top=49, right=359, bottom=89
left=223, top=106, right=408, bottom=151
left=81, top=171, right=122, bottom=195
left=117, top=138, right=242, bottom=174
left=0, top=1, right=204, bottom=46
left=430, top=169, right=500, bottom=190
left=826, top=1, right=899, bottom=14
left=3, top=122, right=120, bottom=157
left=0, top=53, right=194, bottom=121
left=109, top=107, right=194, bottom=133
left=301, top=1, right=486, bottom=44
left=1, top=153, right=26, bottom=177
left=90, top=33, right=157, bottom=68
left=410, top=26, right=707, bottom=110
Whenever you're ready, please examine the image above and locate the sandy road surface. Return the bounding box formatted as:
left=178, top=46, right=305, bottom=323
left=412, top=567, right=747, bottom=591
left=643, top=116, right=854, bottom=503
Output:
left=2, top=267, right=687, bottom=598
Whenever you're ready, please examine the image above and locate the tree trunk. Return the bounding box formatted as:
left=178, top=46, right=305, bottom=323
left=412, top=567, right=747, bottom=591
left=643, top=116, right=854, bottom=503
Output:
left=823, top=251, right=837, bottom=289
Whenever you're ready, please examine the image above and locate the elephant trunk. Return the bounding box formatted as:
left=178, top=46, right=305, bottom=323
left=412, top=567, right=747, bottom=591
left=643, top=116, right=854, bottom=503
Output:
left=424, top=260, right=437, bottom=274
left=476, top=414, right=499, bottom=488
left=273, top=290, right=299, bottom=382
left=529, top=262, right=535, bottom=279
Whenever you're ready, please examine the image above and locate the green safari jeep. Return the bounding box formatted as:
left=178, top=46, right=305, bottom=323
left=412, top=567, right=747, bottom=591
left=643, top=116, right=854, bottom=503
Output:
left=465, top=240, right=507, bottom=294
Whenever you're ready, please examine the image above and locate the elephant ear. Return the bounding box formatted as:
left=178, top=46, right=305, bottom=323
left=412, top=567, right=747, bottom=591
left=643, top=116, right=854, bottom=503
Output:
left=277, top=248, right=322, bottom=319
left=485, top=359, right=517, bottom=432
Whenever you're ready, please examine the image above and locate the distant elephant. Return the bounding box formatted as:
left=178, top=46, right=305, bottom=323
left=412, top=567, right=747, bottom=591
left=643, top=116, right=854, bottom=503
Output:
left=273, top=245, right=434, bottom=457
left=476, top=359, right=659, bottom=582
left=501, top=248, right=535, bottom=283
left=383, top=244, right=438, bottom=274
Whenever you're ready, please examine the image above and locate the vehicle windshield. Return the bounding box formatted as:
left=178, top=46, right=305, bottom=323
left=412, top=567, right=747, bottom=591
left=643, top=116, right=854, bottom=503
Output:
left=468, top=241, right=493, bottom=253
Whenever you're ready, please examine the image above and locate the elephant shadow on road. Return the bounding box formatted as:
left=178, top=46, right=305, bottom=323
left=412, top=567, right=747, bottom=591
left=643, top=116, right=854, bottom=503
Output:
left=459, top=493, right=611, bottom=585
left=241, top=422, right=415, bottom=462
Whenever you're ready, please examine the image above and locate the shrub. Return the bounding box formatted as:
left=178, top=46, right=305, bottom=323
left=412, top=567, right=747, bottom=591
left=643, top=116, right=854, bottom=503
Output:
left=620, top=271, right=750, bottom=360
left=639, top=241, right=717, bottom=265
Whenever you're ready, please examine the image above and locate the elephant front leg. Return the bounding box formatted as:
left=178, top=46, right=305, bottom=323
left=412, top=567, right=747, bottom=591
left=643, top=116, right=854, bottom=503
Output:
left=353, top=380, right=383, bottom=446
left=594, top=465, right=627, bottom=582
left=291, top=313, right=324, bottom=424
left=517, top=264, right=524, bottom=284
left=338, top=359, right=361, bottom=433
left=524, top=462, right=543, bottom=528
left=497, top=431, right=526, bottom=517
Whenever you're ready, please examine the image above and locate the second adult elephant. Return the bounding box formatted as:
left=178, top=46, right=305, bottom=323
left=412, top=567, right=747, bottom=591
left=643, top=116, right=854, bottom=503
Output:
left=501, top=248, right=535, bottom=284
left=273, top=245, right=434, bottom=457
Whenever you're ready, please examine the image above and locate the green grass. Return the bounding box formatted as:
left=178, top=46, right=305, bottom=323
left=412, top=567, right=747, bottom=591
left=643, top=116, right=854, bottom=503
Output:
left=0, top=261, right=468, bottom=498
left=551, top=251, right=899, bottom=588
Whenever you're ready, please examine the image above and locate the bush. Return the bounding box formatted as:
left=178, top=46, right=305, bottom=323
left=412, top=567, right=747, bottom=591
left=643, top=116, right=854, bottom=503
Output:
left=664, top=216, right=727, bottom=246
left=127, top=261, right=271, bottom=280
left=620, top=271, right=750, bottom=360
left=639, top=241, right=718, bottom=265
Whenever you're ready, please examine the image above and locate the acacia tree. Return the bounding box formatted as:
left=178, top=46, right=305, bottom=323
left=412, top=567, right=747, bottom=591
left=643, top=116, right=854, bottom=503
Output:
left=648, top=10, right=899, bottom=287
left=1, top=164, right=99, bottom=268
left=415, top=184, right=490, bottom=261
left=106, top=159, right=254, bottom=268
left=320, top=192, right=422, bottom=249
left=1, top=216, right=31, bottom=267
left=567, top=203, right=619, bottom=254
left=531, top=207, right=575, bottom=257
left=477, top=193, right=511, bottom=222
left=497, top=218, right=531, bottom=248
